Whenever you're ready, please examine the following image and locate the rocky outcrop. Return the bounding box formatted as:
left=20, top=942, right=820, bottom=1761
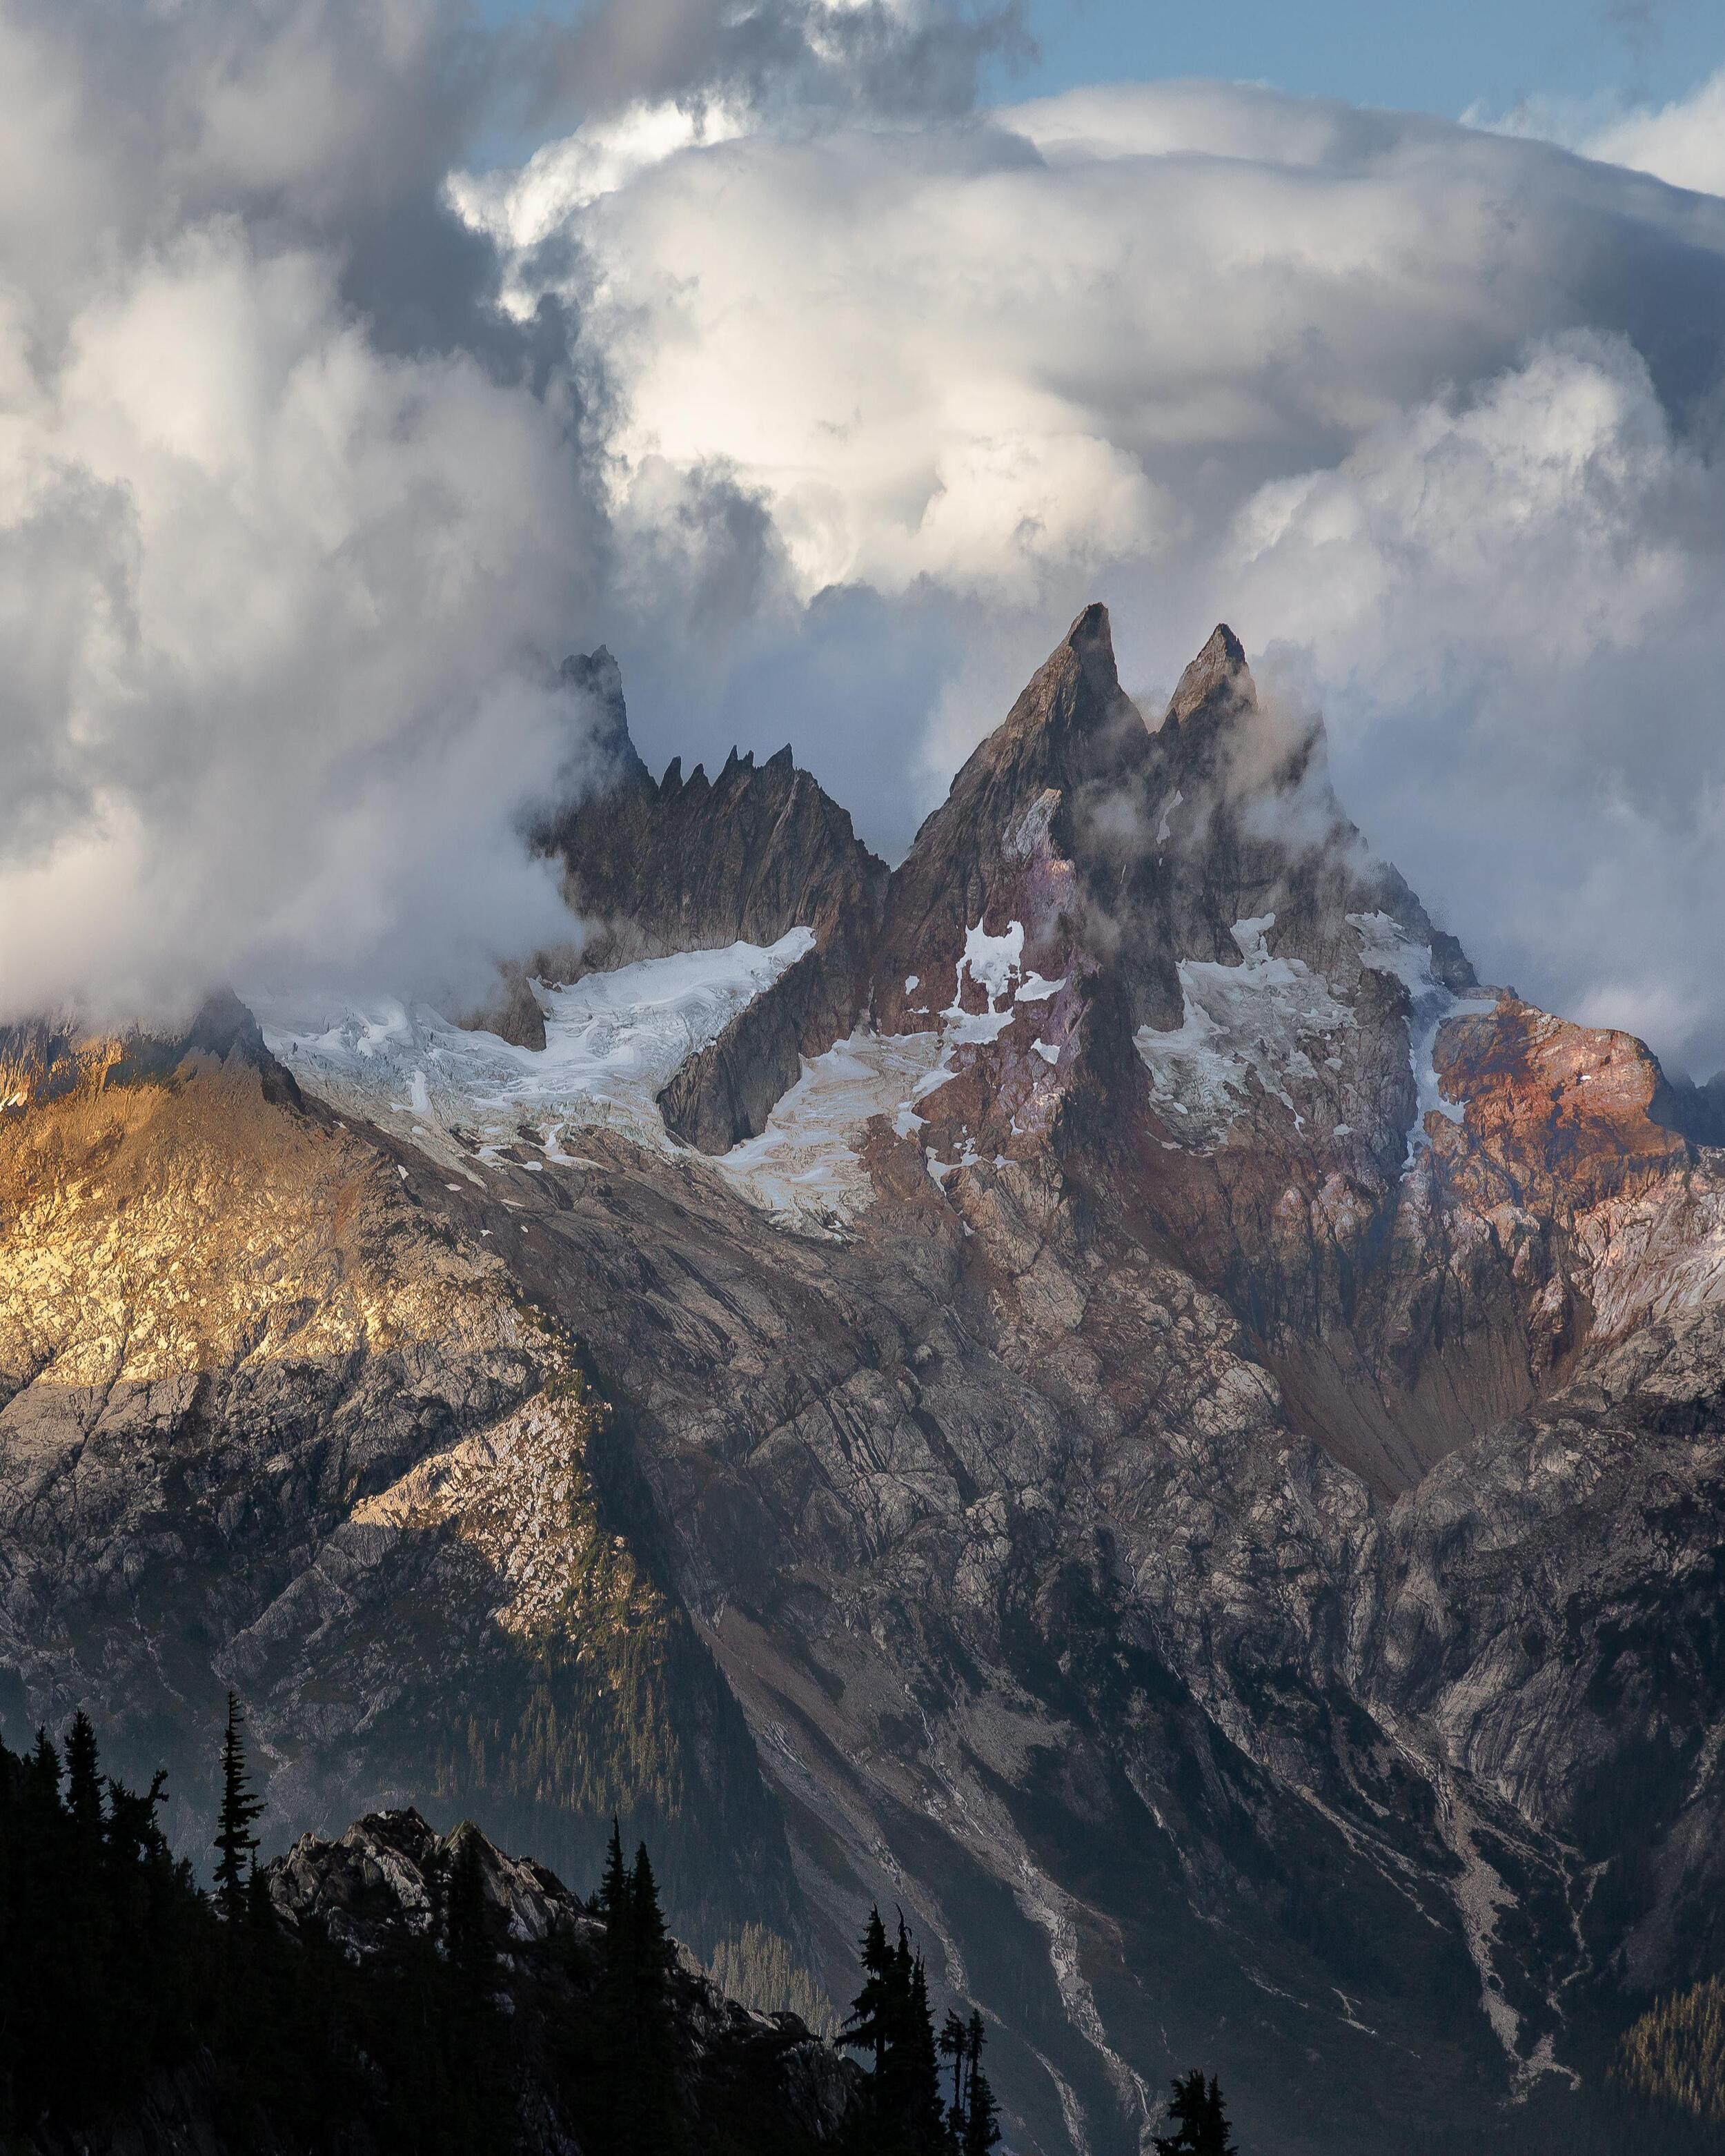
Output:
left=0, top=990, right=302, bottom=1115
left=22, top=1803, right=856, bottom=2156
left=540, top=656, right=887, bottom=1055
left=0, top=1044, right=800, bottom=1952
left=268, top=1803, right=855, bottom=2148
left=657, top=943, right=827, bottom=1153
left=534, top=664, right=887, bottom=1146
left=458, top=966, right=549, bottom=1051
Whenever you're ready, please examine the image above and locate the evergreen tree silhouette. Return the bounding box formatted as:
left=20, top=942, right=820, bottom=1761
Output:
left=64, top=1709, right=102, bottom=1843
left=631, top=1841, right=673, bottom=1993
left=940, top=2008, right=969, bottom=2130
left=1153, top=2068, right=1238, bottom=2155
left=840, top=1906, right=945, bottom=2155
left=1, top=1699, right=845, bottom=2156
left=594, top=1822, right=685, bottom=2155
left=444, top=1824, right=495, bottom=2017
left=960, top=2015, right=1001, bottom=2155
left=213, top=1692, right=263, bottom=1925
left=600, top=1815, right=631, bottom=1942
left=841, top=1905, right=896, bottom=2084
left=905, top=1950, right=946, bottom=2153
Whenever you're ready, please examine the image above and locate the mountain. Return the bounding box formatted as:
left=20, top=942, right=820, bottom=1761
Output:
left=4, top=604, right=1725, bottom=2153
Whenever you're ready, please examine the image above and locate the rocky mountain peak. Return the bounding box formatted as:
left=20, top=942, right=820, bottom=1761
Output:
left=15, top=594, right=1725, bottom=2156
left=0, top=990, right=302, bottom=1115
left=268, top=1805, right=590, bottom=1958
left=1161, top=620, right=1252, bottom=731
left=559, top=644, right=647, bottom=787
left=1065, top=597, right=1126, bottom=707
left=532, top=650, right=886, bottom=977
left=959, top=601, right=1145, bottom=805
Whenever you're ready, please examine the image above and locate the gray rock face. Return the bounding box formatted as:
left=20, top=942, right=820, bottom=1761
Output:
left=4, top=604, right=1725, bottom=2154
left=657, top=944, right=827, bottom=1153
left=539, top=665, right=887, bottom=1060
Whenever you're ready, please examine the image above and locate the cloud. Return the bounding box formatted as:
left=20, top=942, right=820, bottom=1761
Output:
left=9, top=6, right=1725, bottom=1081
left=465, top=77, right=1725, bottom=1072
left=1471, top=65, right=1725, bottom=201
left=510, top=0, right=1027, bottom=130
left=0, top=0, right=1040, bottom=1029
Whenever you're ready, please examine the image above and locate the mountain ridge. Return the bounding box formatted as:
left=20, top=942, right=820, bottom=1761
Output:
left=3, top=602, right=1724, bottom=2153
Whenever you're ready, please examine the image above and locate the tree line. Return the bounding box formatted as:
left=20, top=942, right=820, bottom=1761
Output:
left=0, top=1697, right=1241, bottom=2153
left=834, top=1901, right=1236, bottom=2155
left=0, top=1698, right=781, bottom=2152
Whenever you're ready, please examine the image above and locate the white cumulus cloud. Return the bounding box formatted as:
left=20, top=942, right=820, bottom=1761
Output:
left=466, top=77, right=1725, bottom=1071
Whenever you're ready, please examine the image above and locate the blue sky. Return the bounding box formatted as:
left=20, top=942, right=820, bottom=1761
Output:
left=994, top=0, right=1719, bottom=116
left=479, top=0, right=1723, bottom=121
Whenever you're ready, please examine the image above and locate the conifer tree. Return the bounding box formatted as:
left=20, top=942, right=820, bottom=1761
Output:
left=630, top=1841, right=672, bottom=1992
left=905, top=1951, right=947, bottom=2153
left=444, top=1825, right=495, bottom=2018
left=600, top=1816, right=631, bottom=1939
left=1153, top=2068, right=1237, bottom=2155
left=841, top=1905, right=896, bottom=2085
left=28, top=1725, right=61, bottom=1802
left=213, top=1692, right=264, bottom=1924
left=961, top=2015, right=1000, bottom=2155
left=65, top=1709, right=102, bottom=1843
left=629, top=1842, right=684, bottom=2154
left=593, top=1824, right=684, bottom=2155
left=940, top=2008, right=969, bottom=2129
left=840, top=1906, right=946, bottom=2155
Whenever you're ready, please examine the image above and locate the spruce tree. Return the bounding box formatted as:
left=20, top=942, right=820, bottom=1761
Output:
left=905, top=1951, right=946, bottom=2154
left=629, top=1842, right=684, bottom=2155
left=1153, top=2067, right=1237, bottom=2155
left=594, top=1825, right=684, bottom=2155
left=940, top=2008, right=969, bottom=2130
left=600, top=1816, right=631, bottom=1941
left=840, top=1907, right=946, bottom=2155
left=444, top=1825, right=495, bottom=2019
left=961, top=2015, right=1001, bottom=2155
left=213, top=1692, right=264, bottom=1924
left=842, top=1905, right=894, bottom=2076
left=64, top=1710, right=102, bottom=1843
left=630, top=1841, right=673, bottom=1995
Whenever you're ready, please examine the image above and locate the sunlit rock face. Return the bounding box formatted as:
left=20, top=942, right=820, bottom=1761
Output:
left=6, top=604, right=1725, bottom=2155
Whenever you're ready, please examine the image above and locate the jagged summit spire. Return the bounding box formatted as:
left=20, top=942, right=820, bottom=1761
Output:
left=1064, top=600, right=1122, bottom=707
left=1163, top=623, right=1253, bottom=730
left=560, top=645, right=648, bottom=785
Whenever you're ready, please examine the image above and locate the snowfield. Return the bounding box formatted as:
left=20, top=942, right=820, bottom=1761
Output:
left=1132, top=911, right=1497, bottom=1162
left=1133, top=914, right=1354, bottom=1149
left=255, top=932, right=816, bottom=1182
left=256, top=913, right=1076, bottom=1235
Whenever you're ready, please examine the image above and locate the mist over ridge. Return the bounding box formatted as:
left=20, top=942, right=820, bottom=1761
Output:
left=1, top=3, right=1724, bottom=1073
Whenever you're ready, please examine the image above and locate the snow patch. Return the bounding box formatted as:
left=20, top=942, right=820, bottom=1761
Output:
left=947, top=919, right=1025, bottom=1046
left=714, top=915, right=1068, bottom=1229
left=256, top=930, right=816, bottom=1180
left=1348, top=912, right=1495, bottom=1166
left=1133, top=914, right=1353, bottom=1150
left=711, top=1028, right=947, bottom=1231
